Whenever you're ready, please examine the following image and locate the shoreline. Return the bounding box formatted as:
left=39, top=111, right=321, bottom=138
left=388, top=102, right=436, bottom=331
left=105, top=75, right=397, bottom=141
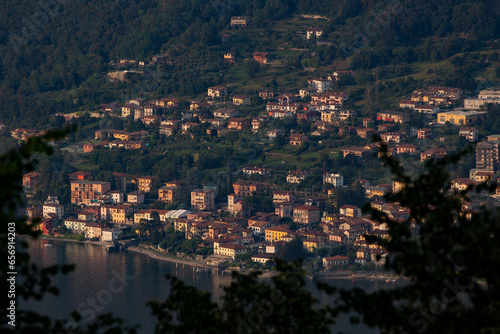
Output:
left=37, top=236, right=395, bottom=280
left=126, top=246, right=217, bottom=269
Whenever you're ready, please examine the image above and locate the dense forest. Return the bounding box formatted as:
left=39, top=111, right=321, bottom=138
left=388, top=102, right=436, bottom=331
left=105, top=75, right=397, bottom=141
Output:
left=0, top=0, right=498, bottom=127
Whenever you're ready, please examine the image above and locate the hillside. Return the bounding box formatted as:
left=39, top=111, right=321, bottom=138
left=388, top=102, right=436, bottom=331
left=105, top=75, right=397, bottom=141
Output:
left=0, top=0, right=499, bottom=127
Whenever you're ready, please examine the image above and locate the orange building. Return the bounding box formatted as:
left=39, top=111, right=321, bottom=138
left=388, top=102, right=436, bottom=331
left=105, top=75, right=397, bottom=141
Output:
left=71, top=181, right=111, bottom=205
left=158, top=181, right=184, bottom=204
left=132, top=176, right=156, bottom=193
left=232, top=180, right=269, bottom=197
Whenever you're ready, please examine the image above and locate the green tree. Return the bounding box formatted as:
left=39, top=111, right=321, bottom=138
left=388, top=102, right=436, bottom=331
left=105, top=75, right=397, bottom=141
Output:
left=278, top=237, right=305, bottom=262
left=0, top=128, right=137, bottom=334
left=244, top=59, right=260, bottom=78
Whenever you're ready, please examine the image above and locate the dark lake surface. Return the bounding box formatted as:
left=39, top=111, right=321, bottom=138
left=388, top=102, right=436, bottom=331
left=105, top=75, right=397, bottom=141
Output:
left=23, top=239, right=390, bottom=333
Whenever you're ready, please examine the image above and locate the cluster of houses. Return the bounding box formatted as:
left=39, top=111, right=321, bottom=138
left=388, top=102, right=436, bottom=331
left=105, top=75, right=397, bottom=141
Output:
left=27, top=149, right=486, bottom=270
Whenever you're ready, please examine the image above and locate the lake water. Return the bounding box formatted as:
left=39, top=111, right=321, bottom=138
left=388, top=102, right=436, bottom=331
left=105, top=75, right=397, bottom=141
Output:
left=23, top=239, right=386, bottom=333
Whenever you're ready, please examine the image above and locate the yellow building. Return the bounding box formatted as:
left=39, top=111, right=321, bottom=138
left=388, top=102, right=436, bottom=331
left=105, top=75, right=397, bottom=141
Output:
left=437, top=110, right=487, bottom=126
left=265, top=225, right=291, bottom=243
left=303, top=239, right=325, bottom=252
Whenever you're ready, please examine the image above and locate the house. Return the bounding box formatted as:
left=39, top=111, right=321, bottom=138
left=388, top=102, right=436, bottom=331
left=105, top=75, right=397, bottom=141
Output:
left=459, top=127, right=478, bottom=142
left=64, top=218, right=88, bottom=233
left=415, top=105, right=440, bottom=114
left=191, top=189, right=216, bottom=211
left=214, top=108, right=239, bottom=119
left=303, top=239, right=325, bottom=252
left=27, top=206, right=43, bottom=220
left=287, top=170, right=307, bottom=184
left=232, top=180, right=269, bottom=197
left=152, top=54, right=167, bottom=63
left=84, top=223, right=105, bottom=239
left=220, top=33, right=232, bottom=43
left=208, top=86, right=228, bottom=99
left=268, top=110, right=294, bottom=119
left=377, top=123, right=396, bottom=133
left=323, top=255, right=349, bottom=268
left=451, top=178, right=477, bottom=192
left=154, top=97, right=179, bottom=108
left=109, top=190, right=124, bottom=203
left=377, top=111, right=410, bottom=124
left=418, top=128, right=432, bottom=140
left=356, top=128, right=376, bottom=139
left=23, top=172, right=40, bottom=192
left=227, top=194, right=244, bottom=216
left=289, top=133, right=308, bottom=146
left=228, top=118, right=250, bottom=131
left=399, top=100, right=421, bottom=109
left=10, top=128, right=38, bottom=141
left=206, top=126, right=228, bottom=137
left=306, top=27, right=323, bottom=39
left=329, top=70, right=354, bottom=81
left=182, top=122, right=199, bottom=134
left=253, top=52, right=270, bottom=64
left=396, top=144, right=418, bottom=155
left=242, top=167, right=270, bottom=177
left=102, top=229, right=122, bottom=242
left=159, top=124, right=176, bottom=136
left=272, top=190, right=293, bottom=204
left=339, top=205, right=362, bottom=218
left=259, top=89, right=274, bottom=99
left=420, top=147, right=449, bottom=161
left=312, top=92, right=349, bottom=105
left=190, top=101, right=210, bottom=111
left=232, top=95, right=251, bottom=106
left=437, top=110, right=487, bottom=126
left=158, top=181, right=184, bottom=203
left=323, top=173, right=343, bottom=187
left=224, top=52, right=236, bottom=62
left=470, top=169, right=494, bottom=182
left=252, top=117, right=265, bottom=132
left=132, top=176, right=155, bottom=193
left=217, top=243, right=248, bottom=259
left=381, top=132, right=406, bottom=144
left=320, top=110, right=355, bottom=123
left=68, top=171, right=92, bottom=181
left=299, top=87, right=317, bottom=97
left=230, top=16, right=249, bottom=28
left=43, top=203, right=64, bottom=219
left=127, top=191, right=145, bottom=204
left=293, top=205, right=321, bottom=225
left=252, top=254, right=275, bottom=264
left=83, top=144, right=96, bottom=153
left=275, top=202, right=293, bottom=218
left=342, top=147, right=371, bottom=158
left=265, top=225, right=291, bottom=243
left=308, top=78, right=331, bottom=93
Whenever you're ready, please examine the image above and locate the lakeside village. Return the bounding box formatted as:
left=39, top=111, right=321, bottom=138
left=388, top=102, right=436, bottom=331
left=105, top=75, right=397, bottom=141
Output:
left=9, top=21, right=500, bottom=273
left=16, top=82, right=500, bottom=273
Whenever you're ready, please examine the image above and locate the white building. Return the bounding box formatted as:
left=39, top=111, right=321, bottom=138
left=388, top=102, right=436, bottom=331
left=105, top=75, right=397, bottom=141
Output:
left=308, top=78, right=331, bottom=93
left=110, top=191, right=124, bottom=203
left=43, top=203, right=64, bottom=219
left=323, top=173, right=344, bottom=187
left=102, top=229, right=122, bottom=241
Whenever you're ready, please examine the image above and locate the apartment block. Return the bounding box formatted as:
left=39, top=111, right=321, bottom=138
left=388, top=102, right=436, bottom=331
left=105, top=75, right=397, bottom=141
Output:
left=191, top=189, right=216, bottom=211
left=71, top=181, right=111, bottom=205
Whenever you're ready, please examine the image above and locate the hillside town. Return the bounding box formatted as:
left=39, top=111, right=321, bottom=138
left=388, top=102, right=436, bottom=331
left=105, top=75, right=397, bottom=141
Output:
left=17, top=77, right=500, bottom=272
